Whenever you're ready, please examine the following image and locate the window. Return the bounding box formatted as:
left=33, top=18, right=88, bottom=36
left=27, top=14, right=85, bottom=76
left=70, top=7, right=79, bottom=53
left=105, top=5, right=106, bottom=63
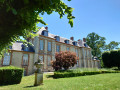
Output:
left=75, top=48, right=78, bottom=56
left=73, top=42, right=77, bottom=46
left=77, top=60, right=79, bottom=67
left=3, top=53, right=11, bottom=65
left=56, top=45, right=60, bottom=52
left=42, top=30, right=48, bottom=36
left=44, top=31, right=48, bottom=36
left=65, top=40, right=69, bottom=44
left=39, top=55, right=44, bottom=63
left=40, top=40, right=44, bottom=50
left=48, top=42, right=52, bottom=51
left=24, top=47, right=29, bottom=51
left=55, top=36, right=60, bottom=42
left=23, top=54, right=28, bottom=65
left=47, top=56, right=51, bottom=66
left=67, top=47, right=70, bottom=51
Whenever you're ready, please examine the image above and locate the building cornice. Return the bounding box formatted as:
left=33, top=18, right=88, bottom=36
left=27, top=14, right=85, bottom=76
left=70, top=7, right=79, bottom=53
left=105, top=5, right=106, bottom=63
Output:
left=9, top=50, right=34, bottom=54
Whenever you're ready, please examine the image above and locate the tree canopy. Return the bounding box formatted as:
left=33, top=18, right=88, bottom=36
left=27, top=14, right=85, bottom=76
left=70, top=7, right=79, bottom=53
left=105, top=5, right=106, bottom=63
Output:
left=0, top=0, right=75, bottom=53
left=86, top=32, right=106, bottom=58
left=104, top=41, right=120, bottom=51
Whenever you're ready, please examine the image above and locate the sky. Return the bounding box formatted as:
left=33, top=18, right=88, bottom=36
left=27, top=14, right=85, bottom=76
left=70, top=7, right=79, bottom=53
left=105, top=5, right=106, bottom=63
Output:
left=37, top=0, right=120, bottom=44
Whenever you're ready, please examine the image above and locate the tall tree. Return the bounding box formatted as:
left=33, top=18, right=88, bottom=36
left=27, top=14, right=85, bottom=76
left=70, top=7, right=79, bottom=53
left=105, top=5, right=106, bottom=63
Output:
left=104, top=41, right=120, bottom=51
left=0, top=0, right=75, bottom=53
left=86, top=32, right=106, bottom=58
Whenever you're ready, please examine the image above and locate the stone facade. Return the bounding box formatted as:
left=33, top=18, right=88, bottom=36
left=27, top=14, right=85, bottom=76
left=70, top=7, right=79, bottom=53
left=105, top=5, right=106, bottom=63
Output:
left=0, top=27, right=100, bottom=75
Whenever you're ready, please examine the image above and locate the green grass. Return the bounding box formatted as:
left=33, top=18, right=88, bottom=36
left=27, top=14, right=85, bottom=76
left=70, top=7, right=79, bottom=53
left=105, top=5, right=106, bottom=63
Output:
left=0, top=73, right=120, bottom=90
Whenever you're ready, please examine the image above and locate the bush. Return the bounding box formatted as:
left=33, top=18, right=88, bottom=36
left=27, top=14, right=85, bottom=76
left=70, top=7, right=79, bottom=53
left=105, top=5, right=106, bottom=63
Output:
left=0, top=66, right=23, bottom=85
left=102, top=51, right=111, bottom=68
left=53, top=68, right=120, bottom=78
left=102, top=50, right=120, bottom=69
left=52, top=51, right=79, bottom=71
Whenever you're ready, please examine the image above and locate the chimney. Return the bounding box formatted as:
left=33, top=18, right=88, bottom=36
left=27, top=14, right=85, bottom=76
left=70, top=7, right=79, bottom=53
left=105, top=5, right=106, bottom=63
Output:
left=45, top=26, right=48, bottom=30
left=83, top=38, right=86, bottom=42
left=70, top=37, right=74, bottom=41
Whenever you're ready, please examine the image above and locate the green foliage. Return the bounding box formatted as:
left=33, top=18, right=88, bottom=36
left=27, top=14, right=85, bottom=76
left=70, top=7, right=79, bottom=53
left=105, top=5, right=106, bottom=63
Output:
left=102, top=51, right=111, bottom=67
left=86, top=32, right=106, bottom=58
left=102, top=50, right=120, bottom=69
left=0, top=0, right=75, bottom=53
left=52, top=51, right=78, bottom=71
left=0, top=66, right=23, bottom=85
left=104, top=41, right=120, bottom=51
left=54, top=68, right=120, bottom=78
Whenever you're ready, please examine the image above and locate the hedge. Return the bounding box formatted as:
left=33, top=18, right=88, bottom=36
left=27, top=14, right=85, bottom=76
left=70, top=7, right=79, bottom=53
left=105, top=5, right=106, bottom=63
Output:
left=102, top=50, right=120, bottom=69
left=0, top=66, right=23, bottom=85
left=53, top=68, right=120, bottom=78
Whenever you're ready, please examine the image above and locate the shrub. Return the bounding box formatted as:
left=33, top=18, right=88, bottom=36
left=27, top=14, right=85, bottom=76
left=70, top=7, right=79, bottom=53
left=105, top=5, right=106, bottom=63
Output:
left=102, top=50, right=120, bottom=69
left=52, top=51, right=79, bottom=71
left=0, top=66, right=23, bottom=85
left=102, top=51, right=111, bottom=68
left=53, top=68, right=120, bottom=78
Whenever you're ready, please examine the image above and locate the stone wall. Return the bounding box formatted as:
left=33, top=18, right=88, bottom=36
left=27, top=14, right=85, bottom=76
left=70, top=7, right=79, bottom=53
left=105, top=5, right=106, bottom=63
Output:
left=27, top=53, right=34, bottom=75
left=11, top=52, right=22, bottom=67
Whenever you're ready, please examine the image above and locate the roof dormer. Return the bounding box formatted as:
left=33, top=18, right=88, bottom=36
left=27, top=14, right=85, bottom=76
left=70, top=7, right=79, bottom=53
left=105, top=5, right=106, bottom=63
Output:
left=64, top=40, right=69, bottom=44
left=54, top=36, right=60, bottom=42
left=73, top=41, right=77, bottom=46
left=42, top=30, right=48, bottom=36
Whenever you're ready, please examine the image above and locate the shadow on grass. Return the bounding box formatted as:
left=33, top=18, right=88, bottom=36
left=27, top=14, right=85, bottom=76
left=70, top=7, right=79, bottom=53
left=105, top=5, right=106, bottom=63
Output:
left=46, top=74, right=89, bottom=79
left=46, top=75, right=54, bottom=78
left=46, top=74, right=68, bottom=79
left=0, top=83, right=19, bottom=86
left=24, top=85, right=38, bottom=88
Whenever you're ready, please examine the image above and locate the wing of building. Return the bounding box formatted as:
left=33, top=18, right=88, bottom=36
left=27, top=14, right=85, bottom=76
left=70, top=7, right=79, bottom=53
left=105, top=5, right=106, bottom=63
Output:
left=0, top=27, right=100, bottom=76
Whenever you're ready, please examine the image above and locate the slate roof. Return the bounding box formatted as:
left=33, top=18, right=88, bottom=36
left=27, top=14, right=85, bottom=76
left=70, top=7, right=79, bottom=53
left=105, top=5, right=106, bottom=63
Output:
left=11, top=27, right=90, bottom=52
left=11, top=41, right=35, bottom=52
left=38, top=27, right=90, bottom=48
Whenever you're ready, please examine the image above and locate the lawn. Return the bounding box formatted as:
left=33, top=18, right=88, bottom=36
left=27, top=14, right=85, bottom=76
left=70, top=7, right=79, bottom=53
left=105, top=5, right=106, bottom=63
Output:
left=0, top=73, right=120, bottom=90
